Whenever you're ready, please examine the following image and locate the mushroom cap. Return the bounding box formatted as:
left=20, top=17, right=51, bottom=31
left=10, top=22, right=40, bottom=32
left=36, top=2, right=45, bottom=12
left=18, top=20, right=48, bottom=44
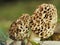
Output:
left=9, top=14, right=31, bottom=41
left=30, top=4, right=57, bottom=38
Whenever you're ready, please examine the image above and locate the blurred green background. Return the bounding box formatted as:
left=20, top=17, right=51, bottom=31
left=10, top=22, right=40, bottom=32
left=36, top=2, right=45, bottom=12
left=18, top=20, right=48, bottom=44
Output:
left=0, top=0, right=60, bottom=41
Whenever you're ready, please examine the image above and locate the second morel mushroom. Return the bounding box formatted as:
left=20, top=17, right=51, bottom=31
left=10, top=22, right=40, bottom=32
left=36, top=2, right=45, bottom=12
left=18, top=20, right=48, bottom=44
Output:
left=9, top=14, right=31, bottom=45
left=30, top=4, right=57, bottom=39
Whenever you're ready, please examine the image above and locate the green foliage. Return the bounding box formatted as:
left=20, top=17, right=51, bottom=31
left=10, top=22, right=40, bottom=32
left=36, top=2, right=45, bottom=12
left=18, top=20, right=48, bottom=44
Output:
left=0, top=28, right=9, bottom=41
left=30, top=40, right=40, bottom=45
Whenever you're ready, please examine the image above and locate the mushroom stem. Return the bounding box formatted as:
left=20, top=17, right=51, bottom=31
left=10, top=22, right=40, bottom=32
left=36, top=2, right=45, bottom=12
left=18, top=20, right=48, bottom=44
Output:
left=26, top=31, right=40, bottom=45
left=13, top=41, right=22, bottom=45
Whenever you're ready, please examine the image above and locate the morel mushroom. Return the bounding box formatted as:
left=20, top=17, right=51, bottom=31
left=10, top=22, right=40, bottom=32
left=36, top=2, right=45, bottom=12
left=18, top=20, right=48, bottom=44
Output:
left=9, top=14, right=31, bottom=41
left=30, top=4, right=57, bottom=39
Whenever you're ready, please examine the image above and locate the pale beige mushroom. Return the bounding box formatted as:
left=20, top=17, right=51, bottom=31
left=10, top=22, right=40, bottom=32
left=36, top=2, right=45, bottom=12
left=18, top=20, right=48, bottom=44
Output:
left=30, top=4, right=57, bottom=39
left=9, top=14, right=31, bottom=45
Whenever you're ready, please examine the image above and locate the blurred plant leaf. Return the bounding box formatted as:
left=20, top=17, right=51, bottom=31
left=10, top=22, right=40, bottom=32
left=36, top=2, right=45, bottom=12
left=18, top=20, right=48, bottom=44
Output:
left=30, top=40, right=40, bottom=45
left=0, top=28, right=9, bottom=41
